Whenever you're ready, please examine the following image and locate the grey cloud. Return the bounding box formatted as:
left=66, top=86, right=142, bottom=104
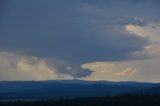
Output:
left=116, top=17, right=148, bottom=26
left=0, top=51, right=92, bottom=80
left=46, top=58, right=92, bottom=78
left=0, top=0, right=158, bottom=79
left=0, top=1, right=151, bottom=61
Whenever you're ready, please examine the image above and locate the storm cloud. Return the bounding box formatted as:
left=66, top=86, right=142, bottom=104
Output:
left=0, top=0, right=160, bottom=81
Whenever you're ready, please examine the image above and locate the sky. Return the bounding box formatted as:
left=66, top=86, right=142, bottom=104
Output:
left=0, top=0, right=160, bottom=82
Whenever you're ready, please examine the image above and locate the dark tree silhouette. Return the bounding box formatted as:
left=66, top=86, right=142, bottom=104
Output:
left=1, top=94, right=160, bottom=106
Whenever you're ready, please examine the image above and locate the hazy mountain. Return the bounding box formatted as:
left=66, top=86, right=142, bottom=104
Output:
left=0, top=80, right=160, bottom=100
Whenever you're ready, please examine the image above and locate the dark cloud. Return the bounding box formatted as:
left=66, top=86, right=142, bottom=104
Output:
left=0, top=0, right=8, bottom=20
left=0, top=0, right=158, bottom=78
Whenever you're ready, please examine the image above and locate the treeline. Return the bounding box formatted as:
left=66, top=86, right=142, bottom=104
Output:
left=0, top=94, right=160, bottom=106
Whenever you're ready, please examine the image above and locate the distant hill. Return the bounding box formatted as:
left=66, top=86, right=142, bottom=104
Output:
left=132, top=86, right=160, bottom=94
left=0, top=80, right=160, bottom=100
